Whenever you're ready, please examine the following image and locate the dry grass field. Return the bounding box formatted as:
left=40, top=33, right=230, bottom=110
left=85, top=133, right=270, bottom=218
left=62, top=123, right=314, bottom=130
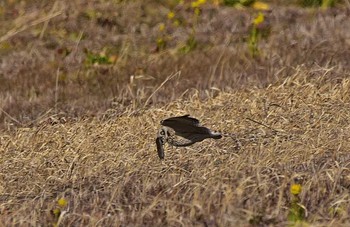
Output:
left=1, top=0, right=350, bottom=226
left=1, top=71, right=350, bottom=226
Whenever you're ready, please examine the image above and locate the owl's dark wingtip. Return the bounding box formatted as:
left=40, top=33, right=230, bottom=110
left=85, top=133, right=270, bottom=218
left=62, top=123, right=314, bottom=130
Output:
left=156, top=137, right=165, bottom=160
left=160, top=114, right=191, bottom=124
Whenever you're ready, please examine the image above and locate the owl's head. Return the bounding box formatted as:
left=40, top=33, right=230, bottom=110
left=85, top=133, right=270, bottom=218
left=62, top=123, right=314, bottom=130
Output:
left=157, top=126, right=171, bottom=141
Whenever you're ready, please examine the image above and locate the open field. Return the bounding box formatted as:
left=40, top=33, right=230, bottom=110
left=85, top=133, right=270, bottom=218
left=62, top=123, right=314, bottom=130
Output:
left=1, top=0, right=350, bottom=128
left=1, top=0, right=350, bottom=226
left=1, top=72, right=350, bottom=226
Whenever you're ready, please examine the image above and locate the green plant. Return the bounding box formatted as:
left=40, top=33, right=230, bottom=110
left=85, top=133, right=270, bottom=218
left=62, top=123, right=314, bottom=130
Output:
left=223, top=0, right=255, bottom=7
left=51, top=198, right=68, bottom=227
left=85, top=49, right=116, bottom=65
left=178, top=35, right=197, bottom=53
left=288, top=184, right=307, bottom=226
left=248, top=12, right=264, bottom=57
left=155, top=0, right=206, bottom=53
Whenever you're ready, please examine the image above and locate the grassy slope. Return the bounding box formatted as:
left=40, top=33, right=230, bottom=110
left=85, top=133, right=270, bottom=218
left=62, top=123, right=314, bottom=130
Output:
left=1, top=0, right=350, bottom=226
left=1, top=1, right=350, bottom=128
left=1, top=72, right=350, bottom=226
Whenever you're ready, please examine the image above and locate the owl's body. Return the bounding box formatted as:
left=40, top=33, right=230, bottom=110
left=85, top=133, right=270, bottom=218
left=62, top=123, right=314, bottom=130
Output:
left=156, top=115, right=222, bottom=159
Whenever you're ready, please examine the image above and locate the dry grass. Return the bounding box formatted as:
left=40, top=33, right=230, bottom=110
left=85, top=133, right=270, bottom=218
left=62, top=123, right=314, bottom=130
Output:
left=1, top=1, right=350, bottom=128
left=1, top=1, right=350, bottom=226
left=1, top=68, right=350, bottom=226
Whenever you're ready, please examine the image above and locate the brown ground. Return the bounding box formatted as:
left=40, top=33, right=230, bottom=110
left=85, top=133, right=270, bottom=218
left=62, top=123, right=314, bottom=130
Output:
left=1, top=0, right=350, bottom=226
left=1, top=0, right=349, bottom=128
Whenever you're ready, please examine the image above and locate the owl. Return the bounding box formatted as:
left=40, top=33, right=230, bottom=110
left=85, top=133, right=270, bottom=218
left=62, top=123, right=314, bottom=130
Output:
left=156, top=115, right=222, bottom=159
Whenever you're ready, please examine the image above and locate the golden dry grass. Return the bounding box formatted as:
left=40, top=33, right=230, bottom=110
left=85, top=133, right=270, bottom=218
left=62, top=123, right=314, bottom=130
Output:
left=1, top=67, right=350, bottom=226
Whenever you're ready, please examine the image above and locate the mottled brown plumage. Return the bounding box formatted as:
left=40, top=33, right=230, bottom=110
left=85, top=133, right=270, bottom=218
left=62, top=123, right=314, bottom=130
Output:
left=156, top=115, right=222, bottom=159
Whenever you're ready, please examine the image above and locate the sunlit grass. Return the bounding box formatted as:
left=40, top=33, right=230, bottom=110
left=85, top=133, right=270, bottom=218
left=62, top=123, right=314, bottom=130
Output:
left=1, top=71, right=350, bottom=225
left=1, top=2, right=350, bottom=225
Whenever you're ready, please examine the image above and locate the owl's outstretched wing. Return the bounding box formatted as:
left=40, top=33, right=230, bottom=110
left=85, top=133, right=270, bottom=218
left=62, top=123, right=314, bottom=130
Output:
left=161, top=115, right=202, bottom=133
left=161, top=114, right=200, bottom=126
left=156, top=137, right=164, bottom=160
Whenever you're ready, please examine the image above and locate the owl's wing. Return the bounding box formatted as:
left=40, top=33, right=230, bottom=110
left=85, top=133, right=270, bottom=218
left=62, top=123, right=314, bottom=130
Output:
left=175, top=126, right=213, bottom=139
left=161, top=115, right=201, bottom=133
left=156, top=137, right=165, bottom=160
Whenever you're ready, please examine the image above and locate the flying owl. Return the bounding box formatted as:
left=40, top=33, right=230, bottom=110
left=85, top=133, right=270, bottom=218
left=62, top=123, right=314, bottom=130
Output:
left=156, top=115, right=222, bottom=159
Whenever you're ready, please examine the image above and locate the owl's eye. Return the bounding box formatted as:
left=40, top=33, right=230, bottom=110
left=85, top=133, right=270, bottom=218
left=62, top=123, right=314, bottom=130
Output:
left=160, top=130, right=165, bottom=135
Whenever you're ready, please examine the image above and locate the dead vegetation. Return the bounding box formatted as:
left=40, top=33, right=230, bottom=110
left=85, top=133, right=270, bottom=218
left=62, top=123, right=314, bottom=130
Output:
left=1, top=69, right=350, bottom=226
left=1, top=0, right=350, bottom=226
left=1, top=1, right=350, bottom=128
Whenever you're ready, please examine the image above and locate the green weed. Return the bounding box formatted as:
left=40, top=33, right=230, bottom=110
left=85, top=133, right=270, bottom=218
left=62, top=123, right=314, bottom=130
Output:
left=85, top=49, right=116, bottom=65
left=298, top=0, right=337, bottom=7
left=50, top=198, right=68, bottom=227
left=288, top=184, right=307, bottom=226
left=248, top=12, right=265, bottom=57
